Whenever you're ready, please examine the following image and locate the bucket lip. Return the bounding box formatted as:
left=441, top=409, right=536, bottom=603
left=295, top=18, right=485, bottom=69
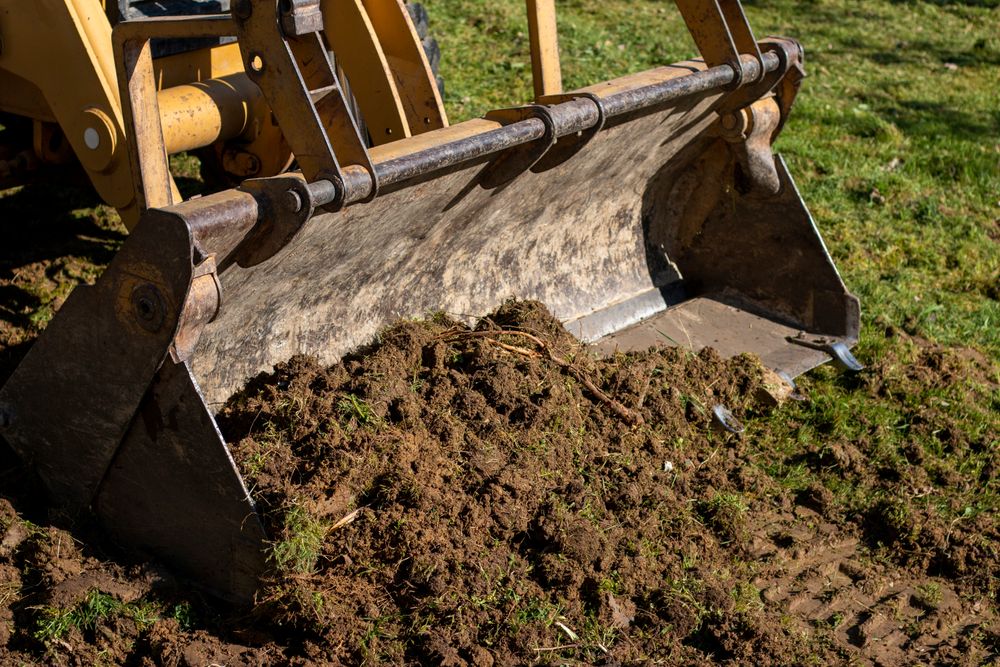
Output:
left=581, top=289, right=857, bottom=381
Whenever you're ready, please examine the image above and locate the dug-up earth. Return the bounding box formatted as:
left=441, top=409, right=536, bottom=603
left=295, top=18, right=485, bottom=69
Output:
left=0, top=301, right=997, bottom=666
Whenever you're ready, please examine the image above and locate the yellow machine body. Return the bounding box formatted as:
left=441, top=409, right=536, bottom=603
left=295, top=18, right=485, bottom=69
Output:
left=0, top=0, right=445, bottom=224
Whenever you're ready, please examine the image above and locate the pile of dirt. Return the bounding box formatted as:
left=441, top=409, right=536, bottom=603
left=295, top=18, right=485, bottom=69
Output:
left=0, top=301, right=996, bottom=665
left=218, top=300, right=819, bottom=664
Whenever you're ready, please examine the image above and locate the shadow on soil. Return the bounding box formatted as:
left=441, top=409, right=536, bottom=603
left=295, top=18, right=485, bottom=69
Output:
left=0, top=180, right=123, bottom=270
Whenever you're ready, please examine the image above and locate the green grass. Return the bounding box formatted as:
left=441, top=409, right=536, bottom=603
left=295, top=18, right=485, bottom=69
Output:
left=337, top=393, right=382, bottom=429
left=34, top=589, right=159, bottom=644
left=270, top=501, right=331, bottom=575
left=698, top=493, right=749, bottom=541
left=914, top=581, right=944, bottom=610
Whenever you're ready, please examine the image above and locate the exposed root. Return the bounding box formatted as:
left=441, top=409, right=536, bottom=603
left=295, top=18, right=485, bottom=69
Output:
left=436, top=328, right=644, bottom=426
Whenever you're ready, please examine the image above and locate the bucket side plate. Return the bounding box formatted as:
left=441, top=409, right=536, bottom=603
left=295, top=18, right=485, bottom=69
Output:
left=94, top=359, right=267, bottom=602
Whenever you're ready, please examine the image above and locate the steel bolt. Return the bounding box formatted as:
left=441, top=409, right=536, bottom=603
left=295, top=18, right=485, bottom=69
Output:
left=131, top=284, right=166, bottom=333
left=283, top=189, right=303, bottom=213
left=720, top=109, right=750, bottom=141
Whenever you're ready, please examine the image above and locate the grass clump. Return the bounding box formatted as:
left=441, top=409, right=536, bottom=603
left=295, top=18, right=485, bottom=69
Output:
left=337, top=393, right=382, bottom=430
left=914, top=582, right=944, bottom=611
left=698, top=492, right=749, bottom=544
left=731, top=582, right=765, bottom=615
left=170, top=601, right=197, bottom=631
left=270, top=501, right=330, bottom=575
left=34, top=589, right=158, bottom=644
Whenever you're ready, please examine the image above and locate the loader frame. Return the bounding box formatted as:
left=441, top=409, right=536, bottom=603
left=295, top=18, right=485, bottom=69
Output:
left=0, top=0, right=446, bottom=225
left=0, top=0, right=860, bottom=602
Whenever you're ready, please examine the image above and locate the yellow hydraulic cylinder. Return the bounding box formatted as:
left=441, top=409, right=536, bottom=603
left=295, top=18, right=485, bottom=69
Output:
left=158, top=73, right=263, bottom=155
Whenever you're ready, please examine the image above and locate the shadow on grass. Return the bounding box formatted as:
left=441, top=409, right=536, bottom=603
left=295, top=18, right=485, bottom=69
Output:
left=0, top=180, right=123, bottom=267
left=874, top=99, right=999, bottom=143
left=0, top=179, right=125, bottom=377
left=890, top=0, right=1000, bottom=7
left=868, top=39, right=1000, bottom=68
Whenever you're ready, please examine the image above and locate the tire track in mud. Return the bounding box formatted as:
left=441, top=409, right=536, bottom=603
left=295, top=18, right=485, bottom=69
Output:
left=752, top=506, right=992, bottom=666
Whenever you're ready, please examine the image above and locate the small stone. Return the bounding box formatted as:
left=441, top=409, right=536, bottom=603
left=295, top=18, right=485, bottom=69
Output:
left=607, top=593, right=635, bottom=629
left=754, top=368, right=797, bottom=407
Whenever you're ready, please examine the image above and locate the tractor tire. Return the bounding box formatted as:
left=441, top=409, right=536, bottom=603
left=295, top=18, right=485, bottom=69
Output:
left=406, top=2, right=445, bottom=98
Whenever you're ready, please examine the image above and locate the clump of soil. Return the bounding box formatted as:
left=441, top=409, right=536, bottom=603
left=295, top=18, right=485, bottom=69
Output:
left=0, top=493, right=164, bottom=666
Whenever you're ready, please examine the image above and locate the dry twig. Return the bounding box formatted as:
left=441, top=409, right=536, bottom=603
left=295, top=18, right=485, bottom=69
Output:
left=438, top=328, right=643, bottom=425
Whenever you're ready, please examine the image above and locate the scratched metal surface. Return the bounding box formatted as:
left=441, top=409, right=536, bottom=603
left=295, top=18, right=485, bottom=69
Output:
left=191, top=88, right=857, bottom=407
left=191, top=94, right=719, bottom=405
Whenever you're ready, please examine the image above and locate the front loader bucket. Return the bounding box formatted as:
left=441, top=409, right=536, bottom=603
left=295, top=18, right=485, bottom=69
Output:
left=0, top=40, right=857, bottom=601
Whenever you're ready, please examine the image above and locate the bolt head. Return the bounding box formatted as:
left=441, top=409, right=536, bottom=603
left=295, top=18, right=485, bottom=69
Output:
left=283, top=190, right=303, bottom=213
left=130, top=284, right=166, bottom=333
left=77, top=109, right=117, bottom=172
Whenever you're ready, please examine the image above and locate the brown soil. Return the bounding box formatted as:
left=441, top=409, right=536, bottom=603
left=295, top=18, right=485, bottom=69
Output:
left=0, top=301, right=997, bottom=665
